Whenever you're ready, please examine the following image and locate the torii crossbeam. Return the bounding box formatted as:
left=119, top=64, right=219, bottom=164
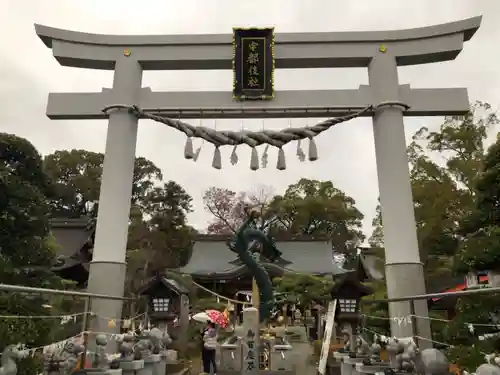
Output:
left=36, top=16, right=481, bottom=348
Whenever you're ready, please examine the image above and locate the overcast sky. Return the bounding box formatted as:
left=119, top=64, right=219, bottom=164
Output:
left=1, top=0, right=498, bottom=238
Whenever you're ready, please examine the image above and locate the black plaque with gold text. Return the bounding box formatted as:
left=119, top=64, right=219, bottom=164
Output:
left=232, top=28, right=275, bottom=101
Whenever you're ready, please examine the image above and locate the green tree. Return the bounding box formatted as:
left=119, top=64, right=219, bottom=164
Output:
left=43, top=149, right=162, bottom=217
left=442, top=294, right=500, bottom=371
left=359, top=248, right=391, bottom=336
left=0, top=133, right=69, bottom=374
left=203, top=180, right=365, bottom=259
left=273, top=273, right=333, bottom=313
left=455, top=132, right=500, bottom=272
left=268, top=178, right=365, bottom=262
left=125, top=181, right=196, bottom=298
left=445, top=134, right=500, bottom=371
left=43, top=149, right=197, bottom=326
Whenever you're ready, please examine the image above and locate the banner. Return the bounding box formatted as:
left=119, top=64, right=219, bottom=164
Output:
left=318, top=299, right=337, bottom=375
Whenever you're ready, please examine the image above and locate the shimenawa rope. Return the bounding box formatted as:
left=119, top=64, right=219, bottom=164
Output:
left=101, top=103, right=404, bottom=170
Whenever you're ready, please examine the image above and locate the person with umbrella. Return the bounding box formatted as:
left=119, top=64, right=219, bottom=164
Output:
left=193, top=309, right=229, bottom=374
left=201, top=321, right=218, bottom=374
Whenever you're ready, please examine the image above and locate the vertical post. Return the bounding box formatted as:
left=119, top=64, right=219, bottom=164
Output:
left=409, top=300, right=420, bottom=347
left=86, top=55, right=143, bottom=345
left=251, top=278, right=260, bottom=316
left=178, top=294, right=190, bottom=358
left=367, top=50, right=432, bottom=347
left=242, top=307, right=260, bottom=375
left=348, top=324, right=356, bottom=353
left=80, top=296, right=91, bottom=368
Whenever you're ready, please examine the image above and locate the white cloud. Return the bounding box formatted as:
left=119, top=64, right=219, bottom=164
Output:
left=1, top=0, right=498, bottom=237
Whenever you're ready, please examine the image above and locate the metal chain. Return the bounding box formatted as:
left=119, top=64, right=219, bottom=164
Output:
left=102, top=104, right=376, bottom=148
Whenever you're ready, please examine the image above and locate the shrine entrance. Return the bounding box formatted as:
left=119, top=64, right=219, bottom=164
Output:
left=36, top=16, right=482, bottom=345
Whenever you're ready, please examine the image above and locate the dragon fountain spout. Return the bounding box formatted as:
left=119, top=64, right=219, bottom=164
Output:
left=228, top=210, right=282, bottom=322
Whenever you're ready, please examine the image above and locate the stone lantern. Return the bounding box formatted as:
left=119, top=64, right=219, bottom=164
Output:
left=331, top=273, right=373, bottom=353
left=138, top=275, right=190, bottom=357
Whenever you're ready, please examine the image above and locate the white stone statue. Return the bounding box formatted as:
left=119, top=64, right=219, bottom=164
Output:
left=406, top=342, right=449, bottom=375
left=0, top=346, right=21, bottom=375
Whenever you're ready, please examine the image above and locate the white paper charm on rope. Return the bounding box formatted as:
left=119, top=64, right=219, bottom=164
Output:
left=193, top=140, right=203, bottom=162
left=397, top=336, right=415, bottom=345
left=392, top=316, right=412, bottom=326
left=60, top=315, right=76, bottom=325
left=377, top=334, right=389, bottom=343
left=230, top=146, right=239, bottom=165
left=261, top=145, right=269, bottom=168
left=296, top=140, right=306, bottom=162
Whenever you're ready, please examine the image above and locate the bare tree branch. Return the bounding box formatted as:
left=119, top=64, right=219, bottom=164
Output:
left=206, top=203, right=237, bottom=233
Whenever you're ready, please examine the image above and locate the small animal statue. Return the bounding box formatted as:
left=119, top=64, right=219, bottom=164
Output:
left=386, top=337, right=414, bottom=371
left=148, top=327, right=172, bottom=353
left=0, top=345, right=21, bottom=375
left=357, top=335, right=371, bottom=356
left=369, top=341, right=382, bottom=362
left=386, top=338, right=404, bottom=370
left=468, top=355, right=500, bottom=375
left=93, top=334, right=109, bottom=369
left=485, top=354, right=500, bottom=368
left=161, top=332, right=172, bottom=348
left=44, top=352, right=62, bottom=375
left=148, top=328, right=162, bottom=354
left=133, top=338, right=151, bottom=360
left=340, top=330, right=351, bottom=353
left=118, top=334, right=136, bottom=360
left=400, top=350, right=415, bottom=373
left=406, top=342, right=449, bottom=375
left=472, top=364, right=500, bottom=375
left=59, top=340, right=84, bottom=374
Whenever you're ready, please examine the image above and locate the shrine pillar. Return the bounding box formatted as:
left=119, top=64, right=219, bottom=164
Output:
left=86, top=55, right=143, bottom=341
left=368, top=50, right=431, bottom=346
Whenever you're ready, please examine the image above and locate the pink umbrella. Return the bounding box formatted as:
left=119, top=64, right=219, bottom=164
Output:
left=206, top=309, right=229, bottom=329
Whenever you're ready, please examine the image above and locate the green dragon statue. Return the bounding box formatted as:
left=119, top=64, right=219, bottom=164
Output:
left=227, top=210, right=283, bottom=322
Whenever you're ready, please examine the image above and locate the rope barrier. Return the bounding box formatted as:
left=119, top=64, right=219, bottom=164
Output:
left=362, top=327, right=494, bottom=360
left=362, top=326, right=386, bottom=339
left=17, top=329, right=145, bottom=357
left=414, top=335, right=453, bottom=348
left=0, top=312, right=88, bottom=320
left=0, top=311, right=145, bottom=323
left=91, top=312, right=146, bottom=323
left=362, top=317, right=496, bottom=358
left=362, top=313, right=500, bottom=328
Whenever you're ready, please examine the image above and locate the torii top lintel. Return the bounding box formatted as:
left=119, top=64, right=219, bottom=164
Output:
left=35, top=16, right=481, bottom=70
left=36, top=17, right=481, bottom=119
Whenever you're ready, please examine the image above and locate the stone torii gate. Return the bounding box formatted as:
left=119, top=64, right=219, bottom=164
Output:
left=35, top=16, right=481, bottom=344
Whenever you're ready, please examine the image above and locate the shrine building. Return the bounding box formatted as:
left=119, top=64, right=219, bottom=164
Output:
left=178, top=234, right=354, bottom=313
